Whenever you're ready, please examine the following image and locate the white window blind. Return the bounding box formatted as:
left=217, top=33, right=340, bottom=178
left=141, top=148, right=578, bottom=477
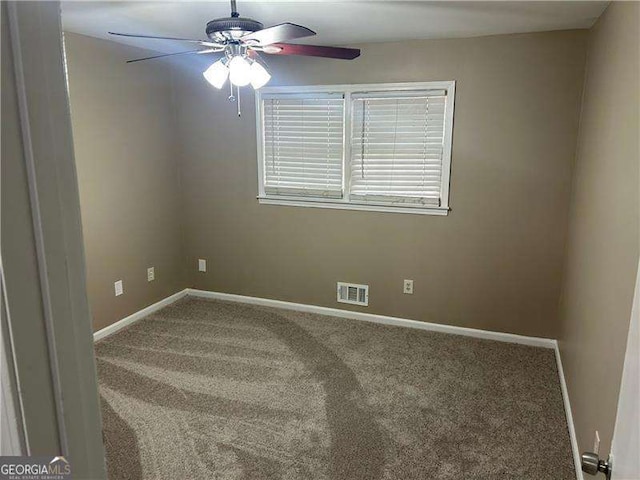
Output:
left=350, top=91, right=447, bottom=206
left=262, top=93, right=345, bottom=198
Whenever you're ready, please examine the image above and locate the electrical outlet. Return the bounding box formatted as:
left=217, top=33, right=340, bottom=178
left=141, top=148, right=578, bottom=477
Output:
left=147, top=267, right=155, bottom=282
left=593, top=430, right=600, bottom=454
left=403, top=279, right=414, bottom=294
left=114, top=280, right=123, bottom=297
left=198, top=259, right=207, bottom=272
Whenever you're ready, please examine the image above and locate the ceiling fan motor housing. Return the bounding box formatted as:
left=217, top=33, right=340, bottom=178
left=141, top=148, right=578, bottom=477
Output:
left=206, top=17, right=264, bottom=42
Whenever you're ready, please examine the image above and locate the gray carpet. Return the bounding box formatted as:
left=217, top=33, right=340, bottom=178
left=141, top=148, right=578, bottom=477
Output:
left=95, top=297, right=575, bottom=480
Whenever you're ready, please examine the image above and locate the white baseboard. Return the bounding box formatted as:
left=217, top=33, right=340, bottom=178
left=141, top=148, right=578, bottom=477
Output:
left=186, top=289, right=556, bottom=349
left=94, top=287, right=557, bottom=348
left=554, top=343, right=584, bottom=480
left=93, top=289, right=188, bottom=342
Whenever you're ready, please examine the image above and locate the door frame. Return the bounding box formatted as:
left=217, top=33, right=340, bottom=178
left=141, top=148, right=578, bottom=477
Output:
left=3, top=1, right=106, bottom=477
left=1, top=263, right=25, bottom=456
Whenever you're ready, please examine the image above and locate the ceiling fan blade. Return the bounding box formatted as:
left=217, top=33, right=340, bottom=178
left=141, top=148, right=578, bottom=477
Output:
left=240, top=23, right=315, bottom=46
left=126, top=49, right=221, bottom=64
left=263, top=43, right=360, bottom=60
left=109, top=32, right=223, bottom=48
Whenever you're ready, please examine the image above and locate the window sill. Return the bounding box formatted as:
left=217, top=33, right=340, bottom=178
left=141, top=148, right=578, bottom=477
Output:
left=257, top=196, right=450, bottom=216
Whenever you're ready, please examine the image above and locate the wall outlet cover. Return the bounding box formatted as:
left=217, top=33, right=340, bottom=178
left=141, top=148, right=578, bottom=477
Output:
left=198, top=259, right=207, bottom=272
left=147, top=267, right=155, bottom=282
left=114, top=280, right=123, bottom=296
left=403, top=279, right=414, bottom=294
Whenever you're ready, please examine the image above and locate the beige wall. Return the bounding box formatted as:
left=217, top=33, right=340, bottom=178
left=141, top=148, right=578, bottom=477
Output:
left=558, top=2, right=639, bottom=457
left=65, top=33, right=186, bottom=331
left=173, top=30, right=587, bottom=338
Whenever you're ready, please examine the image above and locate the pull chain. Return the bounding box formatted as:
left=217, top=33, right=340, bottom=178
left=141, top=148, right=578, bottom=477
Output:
left=228, top=80, right=235, bottom=102
left=237, top=84, right=241, bottom=117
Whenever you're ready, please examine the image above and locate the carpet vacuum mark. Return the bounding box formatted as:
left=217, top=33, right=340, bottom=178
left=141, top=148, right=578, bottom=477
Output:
left=95, top=297, right=575, bottom=479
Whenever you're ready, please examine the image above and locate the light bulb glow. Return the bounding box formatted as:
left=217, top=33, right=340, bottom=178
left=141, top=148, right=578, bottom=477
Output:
left=202, top=59, right=228, bottom=89
left=228, top=55, right=252, bottom=86
left=250, top=62, right=271, bottom=89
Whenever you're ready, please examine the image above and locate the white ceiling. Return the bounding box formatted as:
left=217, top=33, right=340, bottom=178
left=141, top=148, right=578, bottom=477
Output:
left=62, top=1, right=608, bottom=54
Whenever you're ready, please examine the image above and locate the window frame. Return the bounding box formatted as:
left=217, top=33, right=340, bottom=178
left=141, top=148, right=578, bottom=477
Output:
left=255, top=81, right=456, bottom=216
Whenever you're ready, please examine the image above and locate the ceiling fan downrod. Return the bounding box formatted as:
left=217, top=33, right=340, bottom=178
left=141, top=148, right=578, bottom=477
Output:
left=230, top=0, right=239, bottom=18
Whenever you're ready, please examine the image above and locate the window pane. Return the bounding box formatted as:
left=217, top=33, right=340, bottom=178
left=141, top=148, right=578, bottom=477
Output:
left=350, top=92, right=447, bottom=206
left=262, top=95, right=344, bottom=198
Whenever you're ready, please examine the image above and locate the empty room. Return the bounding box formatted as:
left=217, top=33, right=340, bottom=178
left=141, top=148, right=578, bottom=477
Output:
left=1, top=1, right=638, bottom=479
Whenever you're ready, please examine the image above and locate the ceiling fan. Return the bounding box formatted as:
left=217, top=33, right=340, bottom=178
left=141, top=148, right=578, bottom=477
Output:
left=109, top=0, right=360, bottom=115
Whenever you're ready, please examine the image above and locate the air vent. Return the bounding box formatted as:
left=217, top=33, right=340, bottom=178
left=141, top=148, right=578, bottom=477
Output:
left=337, top=282, right=369, bottom=306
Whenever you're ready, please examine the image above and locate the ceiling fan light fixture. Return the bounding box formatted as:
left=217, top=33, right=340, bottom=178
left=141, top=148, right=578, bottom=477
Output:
left=203, top=59, right=229, bottom=89
left=228, top=55, right=252, bottom=86
left=250, top=61, right=271, bottom=89
left=113, top=0, right=360, bottom=113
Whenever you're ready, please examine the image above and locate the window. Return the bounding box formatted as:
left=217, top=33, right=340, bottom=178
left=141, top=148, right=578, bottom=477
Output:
left=256, top=82, right=455, bottom=215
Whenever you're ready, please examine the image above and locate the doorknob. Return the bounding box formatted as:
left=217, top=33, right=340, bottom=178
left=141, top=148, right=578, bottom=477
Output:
left=581, top=452, right=612, bottom=479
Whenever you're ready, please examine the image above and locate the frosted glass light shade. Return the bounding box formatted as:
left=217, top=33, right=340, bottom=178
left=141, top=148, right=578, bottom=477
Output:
left=202, top=59, right=228, bottom=89
left=250, top=62, right=271, bottom=89
left=228, top=56, right=251, bottom=86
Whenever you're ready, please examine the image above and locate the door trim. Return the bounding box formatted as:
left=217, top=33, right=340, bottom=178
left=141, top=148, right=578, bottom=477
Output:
left=4, top=1, right=106, bottom=476
left=7, top=2, right=69, bottom=453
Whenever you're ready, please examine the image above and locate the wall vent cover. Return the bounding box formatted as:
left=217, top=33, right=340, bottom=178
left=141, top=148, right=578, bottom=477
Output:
left=337, top=282, right=369, bottom=306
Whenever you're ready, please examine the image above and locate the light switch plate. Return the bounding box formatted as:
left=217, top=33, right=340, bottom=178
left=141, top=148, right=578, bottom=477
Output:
left=147, top=267, right=155, bottom=282
left=114, top=280, right=123, bottom=296
left=198, top=259, right=207, bottom=272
